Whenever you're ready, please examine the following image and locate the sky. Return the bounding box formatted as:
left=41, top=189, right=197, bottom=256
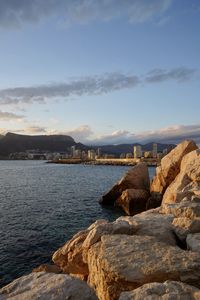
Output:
left=0, top=0, right=199, bottom=145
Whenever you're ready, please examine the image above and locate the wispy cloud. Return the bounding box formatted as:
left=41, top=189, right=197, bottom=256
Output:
left=0, top=110, right=24, bottom=121
left=0, top=0, right=173, bottom=29
left=0, top=67, right=196, bottom=106
left=145, top=67, right=196, bottom=83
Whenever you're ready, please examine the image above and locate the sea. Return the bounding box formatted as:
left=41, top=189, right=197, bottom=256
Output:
left=0, top=161, right=155, bottom=288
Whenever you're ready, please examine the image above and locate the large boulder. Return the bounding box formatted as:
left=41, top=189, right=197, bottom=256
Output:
left=117, top=209, right=176, bottom=246
left=87, top=234, right=200, bottom=300
left=172, top=217, right=200, bottom=241
left=151, top=140, right=198, bottom=201
left=119, top=281, right=200, bottom=300
left=116, top=188, right=150, bottom=215
left=52, top=229, right=90, bottom=276
left=0, top=272, right=98, bottom=300
left=162, top=149, right=200, bottom=204
left=99, top=163, right=150, bottom=205
left=52, top=219, right=137, bottom=277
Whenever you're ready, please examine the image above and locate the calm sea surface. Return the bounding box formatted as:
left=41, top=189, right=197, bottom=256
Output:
left=0, top=161, right=155, bottom=287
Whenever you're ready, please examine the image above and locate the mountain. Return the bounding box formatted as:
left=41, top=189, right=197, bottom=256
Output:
left=93, top=142, right=175, bottom=156
left=0, top=132, right=175, bottom=158
left=0, top=132, right=87, bottom=157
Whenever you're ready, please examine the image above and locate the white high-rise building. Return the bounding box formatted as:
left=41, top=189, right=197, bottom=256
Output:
left=134, top=145, right=142, bottom=159
left=152, top=143, right=158, bottom=158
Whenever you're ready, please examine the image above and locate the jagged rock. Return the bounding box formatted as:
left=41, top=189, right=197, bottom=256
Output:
left=87, top=234, right=200, bottom=300
left=99, top=163, right=150, bottom=205
left=161, top=201, right=200, bottom=219
left=119, top=281, right=200, bottom=300
left=52, top=229, right=89, bottom=276
left=117, top=209, right=176, bottom=245
left=162, top=149, right=200, bottom=204
left=32, top=264, right=62, bottom=274
left=0, top=272, right=98, bottom=300
left=187, top=233, right=200, bottom=253
left=116, top=189, right=150, bottom=215
left=151, top=140, right=198, bottom=201
left=172, top=217, right=200, bottom=241
left=52, top=219, right=137, bottom=276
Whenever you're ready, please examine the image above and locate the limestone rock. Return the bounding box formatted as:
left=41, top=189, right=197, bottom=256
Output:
left=87, top=234, right=200, bottom=300
left=52, top=229, right=89, bottom=275
left=162, top=149, right=200, bottom=205
left=52, top=219, right=137, bottom=276
left=187, top=233, right=200, bottom=253
left=100, top=163, right=150, bottom=205
left=151, top=140, right=197, bottom=201
left=161, top=201, right=200, bottom=219
left=117, top=209, right=176, bottom=245
left=0, top=272, right=98, bottom=300
left=119, top=281, right=200, bottom=300
left=172, top=217, right=200, bottom=241
left=116, top=188, right=150, bottom=215
left=32, top=264, right=62, bottom=274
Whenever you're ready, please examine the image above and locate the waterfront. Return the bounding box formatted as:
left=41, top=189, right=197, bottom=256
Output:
left=0, top=161, right=155, bottom=287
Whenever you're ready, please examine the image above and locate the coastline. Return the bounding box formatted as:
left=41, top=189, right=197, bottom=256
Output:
left=47, top=158, right=158, bottom=167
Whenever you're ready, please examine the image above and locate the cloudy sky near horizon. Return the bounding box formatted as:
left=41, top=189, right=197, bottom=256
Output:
left=0, top=0, right=199, bottom=145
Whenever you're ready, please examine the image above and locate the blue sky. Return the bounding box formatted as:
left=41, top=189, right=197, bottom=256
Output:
left=0, top=0, right=199, bottom=145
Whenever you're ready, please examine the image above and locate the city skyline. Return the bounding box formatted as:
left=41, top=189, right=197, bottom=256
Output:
left=0, top=0, right=199, bottom=145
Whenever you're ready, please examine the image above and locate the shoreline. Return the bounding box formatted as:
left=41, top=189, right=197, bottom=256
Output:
left=47, top=158, right=158, bottom=167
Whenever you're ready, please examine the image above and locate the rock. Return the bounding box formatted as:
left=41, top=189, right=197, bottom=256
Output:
left=151, top=140, right=198, bottom=201
left=0, top=272, right=98, bottom=300
left=119, top=281, right=200, bottom=300
left=53, top=219, right=137, bottom=277
left=162, top=149, right=200, bottom=204
left=187, top=233, right=200, bottom=253
left=116, top=189, right=150, bottom=215
left=117, top=209, right=176, bottom=245
left=87, top=234, right=200, bottom=300
left=32, top=264, right=62, bottom=274
left=99, top=163, right=150, bottom=205
left=52, top=229, right=89, bottom=276
left=161, top=201, right=200, bottom=219
left=172, top=217, right=200, bottom=241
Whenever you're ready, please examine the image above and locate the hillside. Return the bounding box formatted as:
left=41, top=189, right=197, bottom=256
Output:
left=0, top=132, right=86, bottom=157
left=93, top=142, right=175, bottom=156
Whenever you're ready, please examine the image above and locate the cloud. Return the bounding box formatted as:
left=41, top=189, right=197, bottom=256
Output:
left=145, top=67, right=197, bottom=83
left=87, top=124, right=200, bottom=145
left=0, top=0, right=173, bottom=29
left=0, top=73, right=140, bottom=105
left=0, top=110, right=24, bottom=121
left=0, top=67, right=196, bottom=106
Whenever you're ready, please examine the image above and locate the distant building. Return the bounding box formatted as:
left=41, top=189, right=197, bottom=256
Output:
left=74, top=149, right=82, bottom=158
left=152, top=143, right=158, bottom=158
left=126, top=153, right=133, bottom=159
left=88, top=150, right=96, bottom=160
left=120, top=153, right=126, bottom=159
left=96, top=148, right=102, bottom=157
left=71, top=146, right=76, bottom=158
left=163, top=148, right=168, bottom=155
left=134, top=145, right=142, bottom=159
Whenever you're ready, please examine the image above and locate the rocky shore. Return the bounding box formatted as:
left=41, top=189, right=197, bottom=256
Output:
left=1, top=140, right=200, bottom=300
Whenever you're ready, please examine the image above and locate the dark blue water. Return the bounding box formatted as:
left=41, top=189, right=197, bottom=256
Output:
left=0, top=161, right=155, bottom=287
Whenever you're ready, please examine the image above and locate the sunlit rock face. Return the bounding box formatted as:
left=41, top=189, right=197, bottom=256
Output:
left=87, top=234, right=200, bottom=300
left=151, top=140, right=198, bottom=202
left=162, top=149, right=200, bottom=204
left=100, top=162, right=150, bottom=205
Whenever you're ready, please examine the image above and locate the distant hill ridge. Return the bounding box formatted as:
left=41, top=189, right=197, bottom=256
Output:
left=0, top=132, right=175, bottom=158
